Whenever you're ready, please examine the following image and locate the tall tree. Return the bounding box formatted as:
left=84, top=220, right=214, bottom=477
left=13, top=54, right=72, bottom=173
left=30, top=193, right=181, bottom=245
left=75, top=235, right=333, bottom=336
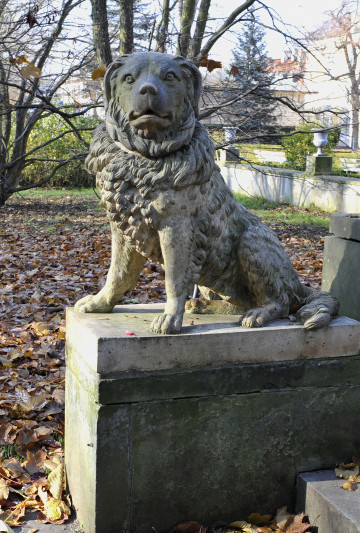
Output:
left=91, top=0, right=113, bottom=66
left=0, top=0, right=95, bottom=205
left=119, top=0, right=134, bottom=54
left=226, top=10, right=275, bottom=134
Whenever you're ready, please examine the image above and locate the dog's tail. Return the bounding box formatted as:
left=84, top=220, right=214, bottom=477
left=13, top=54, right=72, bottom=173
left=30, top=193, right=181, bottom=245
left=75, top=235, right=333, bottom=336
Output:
left=296, top=289, right=340, bottom=330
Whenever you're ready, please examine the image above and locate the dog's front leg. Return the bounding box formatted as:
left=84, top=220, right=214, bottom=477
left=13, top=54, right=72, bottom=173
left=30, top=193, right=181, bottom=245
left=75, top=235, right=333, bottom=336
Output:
left=151, top=216, right=195, bottom=334
left=75, top=223, right=146, bottom=313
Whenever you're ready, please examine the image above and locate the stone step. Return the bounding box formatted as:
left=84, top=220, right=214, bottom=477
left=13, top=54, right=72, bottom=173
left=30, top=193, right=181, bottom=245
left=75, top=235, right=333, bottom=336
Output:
left=296, top=470, right=360, bottom=533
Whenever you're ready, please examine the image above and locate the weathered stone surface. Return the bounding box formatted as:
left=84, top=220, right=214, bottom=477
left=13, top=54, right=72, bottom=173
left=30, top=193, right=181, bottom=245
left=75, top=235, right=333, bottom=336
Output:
left=329, top=212, right=360, bottom=241
left=74, top=51, right=338, bottom=334
left=66, top=306, right=360, bottom=376
left=65, top=305, right=360, bottom=533
left=322, top=235, right=360, bottom=321
left=296, top=470, right=360, bottom=533
left=220, top=164, right=360, bottom=213
left=306, top=155, right=333, bottom=175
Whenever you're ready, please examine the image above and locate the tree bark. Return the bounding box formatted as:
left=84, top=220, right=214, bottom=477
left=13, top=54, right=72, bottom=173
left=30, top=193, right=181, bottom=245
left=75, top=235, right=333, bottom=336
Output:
left=119, top=0, right=134, bottom=54
left=91, top=0, right=113, bottom=66
left=177, top=0, right=198, bottom=57
left=155, top=0, right=170, bottom=53
left=188, top=0, right=211, bottom=60
left=0, top=0, right=91, bottom=205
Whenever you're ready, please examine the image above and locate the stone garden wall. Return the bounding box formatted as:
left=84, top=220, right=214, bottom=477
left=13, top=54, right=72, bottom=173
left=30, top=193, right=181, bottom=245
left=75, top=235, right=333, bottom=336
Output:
left=220, top=164, right=360, bottom=213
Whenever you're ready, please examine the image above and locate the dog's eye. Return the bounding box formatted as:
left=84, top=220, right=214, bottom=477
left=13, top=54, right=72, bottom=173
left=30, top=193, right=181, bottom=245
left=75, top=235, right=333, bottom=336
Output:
left=165, top=72, right=175, bottom=81
left=124, top=74, right=135, bottom=84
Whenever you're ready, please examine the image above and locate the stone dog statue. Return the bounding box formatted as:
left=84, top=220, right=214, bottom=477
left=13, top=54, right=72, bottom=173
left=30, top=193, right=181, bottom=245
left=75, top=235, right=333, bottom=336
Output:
left=75, top=51, right=339, bottom=334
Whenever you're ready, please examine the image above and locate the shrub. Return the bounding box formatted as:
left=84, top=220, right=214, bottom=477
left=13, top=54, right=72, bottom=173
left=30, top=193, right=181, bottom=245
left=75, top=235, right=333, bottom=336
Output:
left=20, top=114, right=100, bottom=188
left=281, top=123, right=340, bottom=170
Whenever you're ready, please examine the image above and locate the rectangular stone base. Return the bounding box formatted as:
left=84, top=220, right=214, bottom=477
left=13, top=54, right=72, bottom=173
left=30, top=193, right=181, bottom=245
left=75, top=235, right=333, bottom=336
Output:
left=322, top=213, right=360, bottom=321
left=65, top=305, right=360, bottom=533
left=306, top=155, right=333, bottom=175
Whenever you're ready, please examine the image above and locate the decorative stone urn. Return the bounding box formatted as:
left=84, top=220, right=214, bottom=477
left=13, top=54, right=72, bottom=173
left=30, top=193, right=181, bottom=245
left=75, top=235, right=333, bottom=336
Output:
left=312, top=128, right=329, bottom=156
left=306, top=128, right=333, bottom=175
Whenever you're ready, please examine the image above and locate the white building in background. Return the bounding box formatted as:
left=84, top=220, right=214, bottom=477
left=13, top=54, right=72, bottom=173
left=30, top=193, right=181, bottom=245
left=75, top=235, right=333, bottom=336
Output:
left=297, top=7, right=360, bottom=149
left=54, top=76, right=104, bottom=118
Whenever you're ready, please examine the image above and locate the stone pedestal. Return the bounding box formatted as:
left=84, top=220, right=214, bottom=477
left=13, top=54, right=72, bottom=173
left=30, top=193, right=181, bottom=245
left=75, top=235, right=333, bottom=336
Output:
left=306, top=155, right=332, bottom=175
left=322, top=213, right=360, bottom=321
left=65, top=305, right=360, bottom=533
left=216, top=147, right=239, bottom=163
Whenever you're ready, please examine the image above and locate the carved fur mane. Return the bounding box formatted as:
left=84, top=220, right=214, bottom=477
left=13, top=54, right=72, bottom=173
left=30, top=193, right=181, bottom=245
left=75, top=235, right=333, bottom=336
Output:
left=85, top=115, right=216, bottom=197
left=85, top=106, right=221, bottom=260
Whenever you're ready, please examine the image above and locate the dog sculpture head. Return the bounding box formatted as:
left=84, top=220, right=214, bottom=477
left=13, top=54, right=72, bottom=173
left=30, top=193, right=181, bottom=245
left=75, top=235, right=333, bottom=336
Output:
left=103, top=52, right=202, bottom=157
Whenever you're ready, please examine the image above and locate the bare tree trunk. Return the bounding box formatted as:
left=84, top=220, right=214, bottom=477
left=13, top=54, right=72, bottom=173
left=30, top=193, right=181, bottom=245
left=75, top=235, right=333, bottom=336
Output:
left=91, top=0, right=113, bottom=66
left=0, top=0, right=90, bottom=205
left=119, top=0, right=134, bottom=54
left=188, top=0, right=211, bottom=60
left=177, top=0, right=198, bottom=57
left=351, top=107, right=359, bottom=150
left=155, top=0, right=170, bottom=53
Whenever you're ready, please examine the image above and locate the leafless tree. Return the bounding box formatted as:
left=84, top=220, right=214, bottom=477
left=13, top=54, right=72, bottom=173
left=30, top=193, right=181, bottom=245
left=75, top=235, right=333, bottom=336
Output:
left=0, top=0, right=99, bottom=205
left=306, top=0, right=360, bottom=149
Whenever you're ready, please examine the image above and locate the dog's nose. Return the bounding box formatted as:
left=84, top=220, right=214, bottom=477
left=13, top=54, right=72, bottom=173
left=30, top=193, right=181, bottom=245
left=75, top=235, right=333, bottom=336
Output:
left=139, top=82, right=158, bottom=96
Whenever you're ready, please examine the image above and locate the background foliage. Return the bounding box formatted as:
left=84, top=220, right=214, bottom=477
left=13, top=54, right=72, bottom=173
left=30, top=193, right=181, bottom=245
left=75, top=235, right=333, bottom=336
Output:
left=19, top=115, right=99, bottom=188
left=281, top=123, right=340, bottom=170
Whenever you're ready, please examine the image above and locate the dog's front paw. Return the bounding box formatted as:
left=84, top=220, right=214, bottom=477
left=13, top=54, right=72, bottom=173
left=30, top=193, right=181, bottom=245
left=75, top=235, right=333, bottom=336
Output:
left=74, top=294, right=114, bottom=314
left=151, top=313, right=183, bottom=334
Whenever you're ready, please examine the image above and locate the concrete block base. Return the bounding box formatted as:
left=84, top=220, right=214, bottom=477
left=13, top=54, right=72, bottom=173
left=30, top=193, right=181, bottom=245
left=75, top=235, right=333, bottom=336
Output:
left=296, top=470, right=360, bottom=533
left=65, top=305, right=360, bottom=533
left=322, top=213, right=360, bottom=321
left=306, top=155, right=333, bottom=175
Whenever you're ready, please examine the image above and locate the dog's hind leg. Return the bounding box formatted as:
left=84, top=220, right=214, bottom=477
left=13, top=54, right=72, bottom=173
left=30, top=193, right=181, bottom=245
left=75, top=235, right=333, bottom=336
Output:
left=238, top=301, right=287, bottom=328
left=75, top=223, right=145, bottom=313
left=296, top=290, right=339, bottom=330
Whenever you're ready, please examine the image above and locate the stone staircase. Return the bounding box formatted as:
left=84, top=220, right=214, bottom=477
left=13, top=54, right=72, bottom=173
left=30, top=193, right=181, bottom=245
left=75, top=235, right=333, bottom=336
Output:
left=296, top=470, right=360, bottom=532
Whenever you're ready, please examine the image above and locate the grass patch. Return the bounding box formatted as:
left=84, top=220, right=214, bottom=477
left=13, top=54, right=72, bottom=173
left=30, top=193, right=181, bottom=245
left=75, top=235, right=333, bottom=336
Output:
left=0, top=444, right=24, bottom=461
left=234, top=193, right=330, bottom=228
left=6, top=188, right=331, bottom=228
left=9, top=187, right=99, bottom=201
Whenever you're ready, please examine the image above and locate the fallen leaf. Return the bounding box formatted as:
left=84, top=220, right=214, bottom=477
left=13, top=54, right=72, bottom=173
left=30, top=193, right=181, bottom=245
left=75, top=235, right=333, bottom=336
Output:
left=24, top=449, right=47, bottom=475
left=48, top=462, right=64, bottom=500
left=44, top=497, right=70, bottom=522
left=0, top=478, right=9, bottom=500
left=342, top=480, right=357, bottom=491
left=228, top=521, right=255, bottom=532
left=2, top=458, right=31, bottom=483
left=125, top=332, right=136, bottom=336
left=275, top=507, right=292, bottom=530
left=335, top=463, right=359, bottom=479
left=248, top=513, right=272, bottom=526
left=276, top=510, right=311, bottom=533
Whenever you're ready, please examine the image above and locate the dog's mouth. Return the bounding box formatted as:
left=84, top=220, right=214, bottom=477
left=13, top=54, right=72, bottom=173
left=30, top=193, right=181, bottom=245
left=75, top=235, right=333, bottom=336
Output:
left=132, top=109, right=169, bottom=118
left=130, top=109, right=172, bottom=130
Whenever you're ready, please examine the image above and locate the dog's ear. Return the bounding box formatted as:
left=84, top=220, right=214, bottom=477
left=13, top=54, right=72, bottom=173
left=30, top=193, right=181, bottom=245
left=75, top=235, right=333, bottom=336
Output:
left=103, top=56, right=130, bottom=111
left=173, top=56, right=202, bottom=117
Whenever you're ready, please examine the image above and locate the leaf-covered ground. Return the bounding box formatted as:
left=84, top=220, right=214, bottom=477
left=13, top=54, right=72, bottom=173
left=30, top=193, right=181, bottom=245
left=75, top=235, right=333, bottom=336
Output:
left=0, top=191, right=329, bottom=529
